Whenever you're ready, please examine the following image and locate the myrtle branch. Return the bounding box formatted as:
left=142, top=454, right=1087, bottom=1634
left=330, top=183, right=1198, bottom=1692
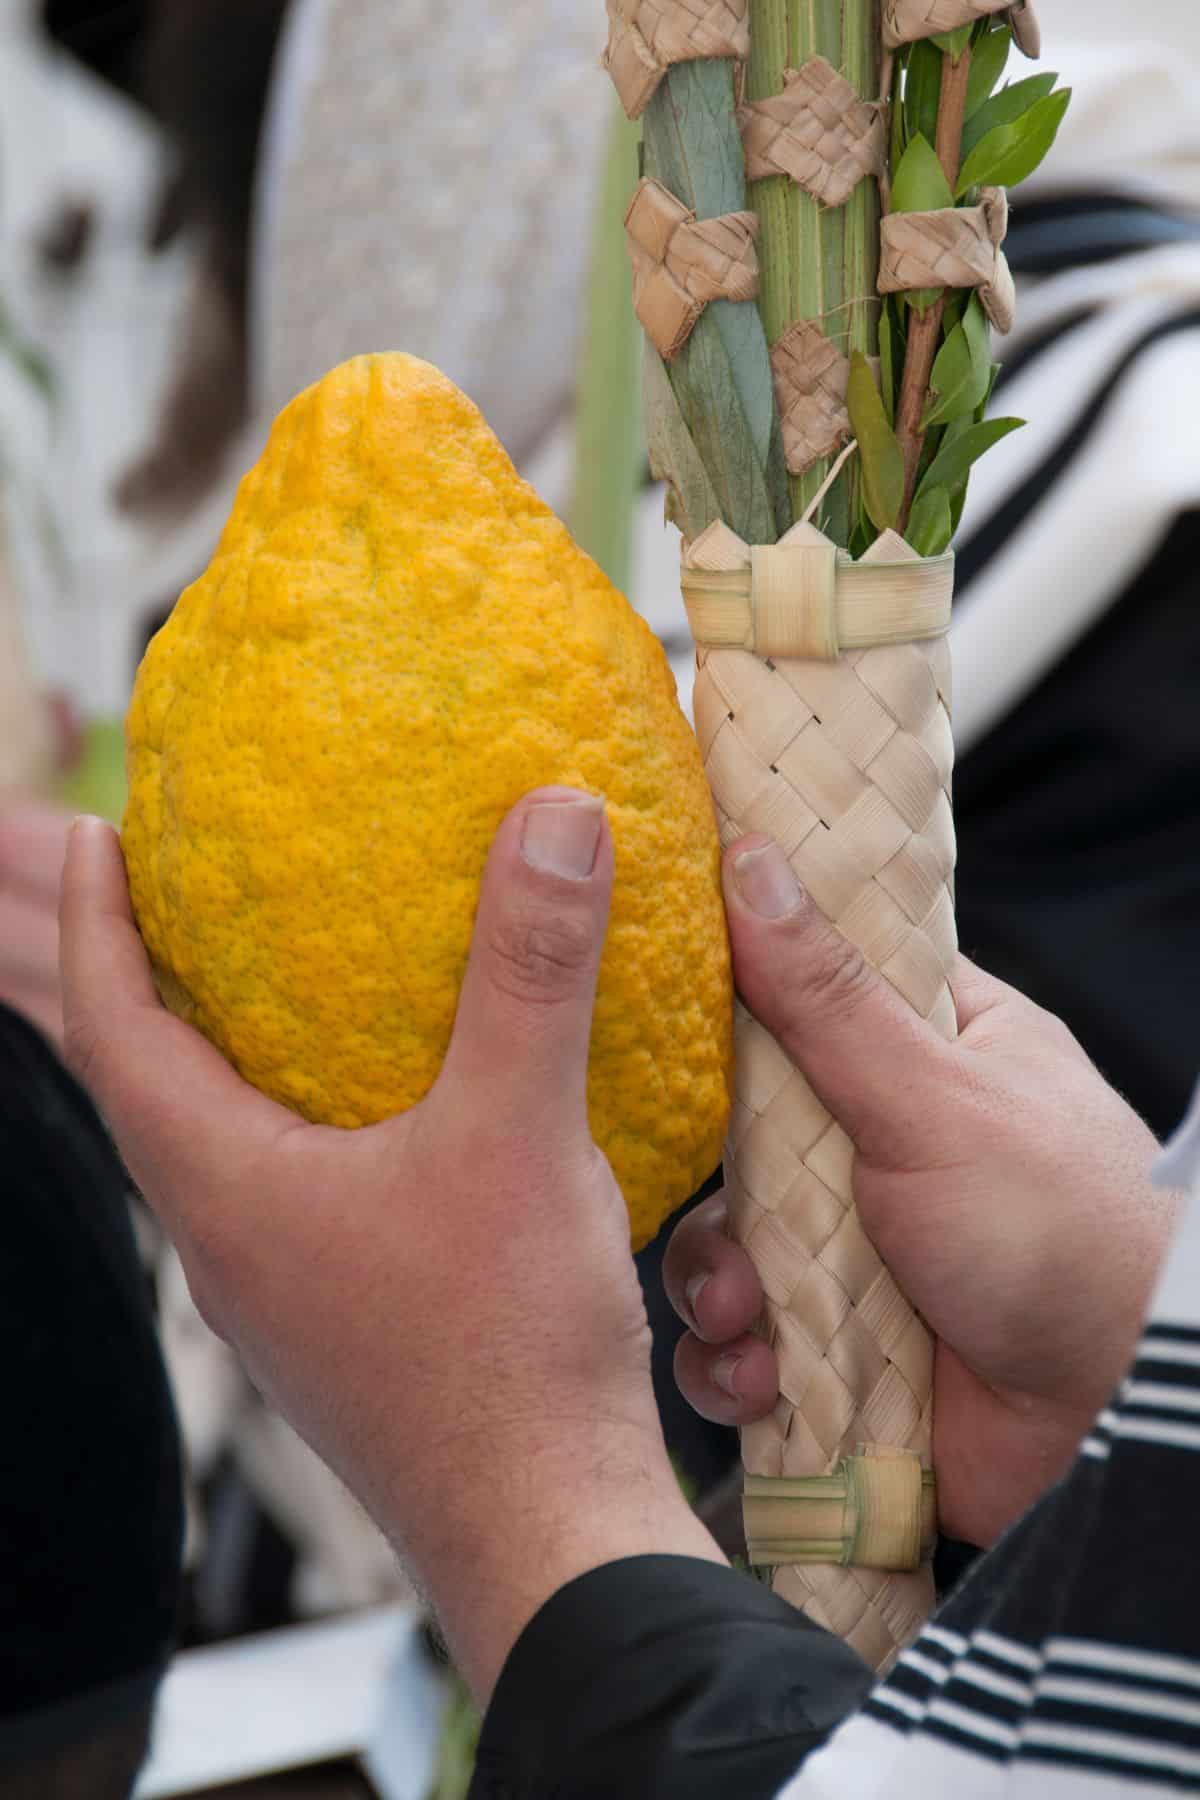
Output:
left=894, top=42, right=972, bottom=531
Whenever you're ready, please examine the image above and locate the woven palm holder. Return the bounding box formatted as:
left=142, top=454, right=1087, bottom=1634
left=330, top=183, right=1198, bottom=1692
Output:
left=882, top=0, right=1040, bottom=57
left=603, top=0, right=750, bottom=119
left=738, top=58, right=885, bottom=209
left=624, top=177, right=760, bottom=359
left=681, top=521, right=953, bottom=659
left=769, top=322, right=852, bottom=476
left=685, top=520, right=957, bottom=1671
left=879, top=186, right=1015, bottom=334
left=744, top=1450, right=937, bottom=1570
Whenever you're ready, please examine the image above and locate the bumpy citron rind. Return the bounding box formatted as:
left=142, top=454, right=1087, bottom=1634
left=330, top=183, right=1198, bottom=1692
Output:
left=123, top=352, right=732, bottom=1250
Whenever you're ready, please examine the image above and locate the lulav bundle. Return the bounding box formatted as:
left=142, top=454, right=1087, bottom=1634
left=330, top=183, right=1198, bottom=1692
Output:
left=604, top=0, right=1068, bottom=1668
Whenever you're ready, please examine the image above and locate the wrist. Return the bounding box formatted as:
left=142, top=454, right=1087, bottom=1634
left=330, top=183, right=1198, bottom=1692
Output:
left=401, top=1419, right=727, bottom=1699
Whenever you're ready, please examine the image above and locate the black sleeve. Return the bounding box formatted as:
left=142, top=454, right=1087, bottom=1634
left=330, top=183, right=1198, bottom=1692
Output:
left=0, top=1005, right=183, bottom=1762
left=469, top=1556, right=873, bottom=1799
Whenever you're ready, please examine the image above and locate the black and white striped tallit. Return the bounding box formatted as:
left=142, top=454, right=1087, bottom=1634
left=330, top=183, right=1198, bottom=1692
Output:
left=948, top=34, right=1200, bottom=753
left=777, top=1090, right=1200, bottom=1797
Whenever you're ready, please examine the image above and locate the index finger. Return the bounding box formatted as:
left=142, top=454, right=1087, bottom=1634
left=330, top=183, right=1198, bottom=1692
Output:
left=59, top=817, right=292, bottom=1229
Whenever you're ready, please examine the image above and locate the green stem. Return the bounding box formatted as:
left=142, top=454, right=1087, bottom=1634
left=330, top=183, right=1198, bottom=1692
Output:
left=569, top=103, right=643, bottom=592
left=747, top=0, right=880, bottom=545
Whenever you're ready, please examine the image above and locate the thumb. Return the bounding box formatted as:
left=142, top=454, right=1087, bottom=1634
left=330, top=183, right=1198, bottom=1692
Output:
left=724, top=835, right=952, bottom=1161
left=439, top=787, right=613, bottom=1131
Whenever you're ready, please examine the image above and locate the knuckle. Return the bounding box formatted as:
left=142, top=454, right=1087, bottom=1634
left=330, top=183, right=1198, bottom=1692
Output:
left=779, top=919, right=874, bottom=1026
left=485, top=908, right=595, bottom=1007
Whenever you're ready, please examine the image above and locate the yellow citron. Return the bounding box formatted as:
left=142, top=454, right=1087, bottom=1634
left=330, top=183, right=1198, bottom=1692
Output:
left=123, top=353, right=733, bottom=1250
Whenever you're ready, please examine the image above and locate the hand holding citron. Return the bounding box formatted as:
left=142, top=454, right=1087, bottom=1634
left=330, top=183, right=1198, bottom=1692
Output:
left=121, top=353, right=732, bottom=1249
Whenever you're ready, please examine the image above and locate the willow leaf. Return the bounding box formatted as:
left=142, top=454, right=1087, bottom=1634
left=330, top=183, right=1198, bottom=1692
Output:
left=847, top=350, right=903, bottom=533
left=642, top=341, right=721, bottom=541
left=879, top=301, right=896, bottom=427
left=641, top=59, right=786, bottom=542
left=890, top=49, right=907, bottom=169
left=675, top=309, right=783, bottom=543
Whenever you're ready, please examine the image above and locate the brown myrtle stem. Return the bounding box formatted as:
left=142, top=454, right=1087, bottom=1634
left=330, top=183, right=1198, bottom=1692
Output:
left=894, top=43, right=973, bottom=531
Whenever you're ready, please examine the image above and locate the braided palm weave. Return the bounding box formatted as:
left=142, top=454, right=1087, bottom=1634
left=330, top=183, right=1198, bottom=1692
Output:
left=690, top=539, right=957, bottom=1670
left=738, top=58, right=885, bottom=209
left=883, top=0, right=1014, bottom=46
left=604, top=0, right=750, bottom=118
left=883, top=0, right=1040, bottom=56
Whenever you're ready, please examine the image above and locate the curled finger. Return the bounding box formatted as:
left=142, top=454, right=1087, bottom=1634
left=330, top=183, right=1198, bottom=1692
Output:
left=663, top=1193, right=766, bottom=1346
left=674, top=1329, right=779, bottom=1427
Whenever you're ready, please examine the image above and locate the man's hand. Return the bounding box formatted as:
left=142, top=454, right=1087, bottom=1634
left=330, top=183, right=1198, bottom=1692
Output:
left=0, top=801, right=72, bottom=1049
left=60, top=793, right=724, bottom=1699
left=666, top=836, right=1179, bottom=1550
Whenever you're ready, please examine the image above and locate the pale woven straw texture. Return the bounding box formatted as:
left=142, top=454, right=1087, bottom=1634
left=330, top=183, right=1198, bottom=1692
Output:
left=604, top=0, right=750, bottom=117
left=691, top=545, right=957, bottom=1669
left=625, top=178, right=760, bottom=358
left=879, top=188, right=1015, bottom=333
left=739, top=58, right=884, bottom=208
left=883, top=0, right=1013, bottom=48
left=769, top=320, right=851, bottom=476
left=885, top=0, right=1041, bottom=55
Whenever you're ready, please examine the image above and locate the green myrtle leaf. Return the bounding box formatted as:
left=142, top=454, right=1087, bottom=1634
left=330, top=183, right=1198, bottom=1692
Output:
left=905, top=287, right=943, bottom=316
left=916, top=415, right=1024, bottom=503
left=955, top=89, right=1072, bottom=197
left=933, top=416, right=975, bottom=534
left=922, top=295, right=991, bottom=428
left=931, top=25, right=972, bottom=58
left=891, top=133, right=955, bottom=213
left=964, top=295, right=991, bottom=372
left=960, top=72, right=1059, bottom=159
left=922, top=324, right=972, bottom=428
left=847, top=350, right=904, bottom=533
left=904, top=40, right=943, bottom=147
left=977, top=359, right=1002, bottom=422
left=905, top=484, right=953, bottom=557
left=948, top=478, right=970, bottom=534
left=965, top=23, right=1012, bottom=115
